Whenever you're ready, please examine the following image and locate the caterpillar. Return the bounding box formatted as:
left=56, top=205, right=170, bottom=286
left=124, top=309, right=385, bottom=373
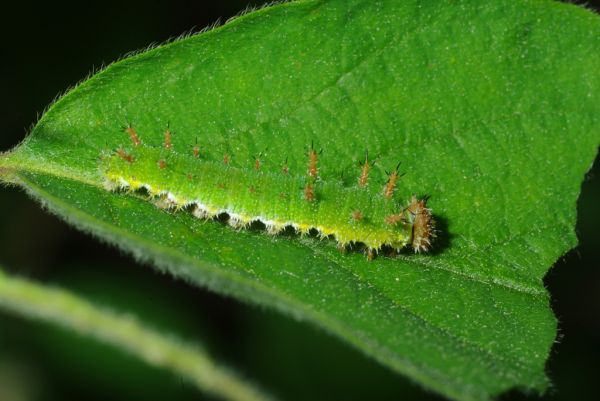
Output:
left=99, top=121, right=436, bottom=260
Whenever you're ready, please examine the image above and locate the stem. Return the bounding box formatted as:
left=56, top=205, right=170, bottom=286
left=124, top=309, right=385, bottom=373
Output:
left=0, top=268, right=275, bottom=401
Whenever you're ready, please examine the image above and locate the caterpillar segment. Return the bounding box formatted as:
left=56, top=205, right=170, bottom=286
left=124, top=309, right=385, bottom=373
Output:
left=99, top=128, right=435, bottom=259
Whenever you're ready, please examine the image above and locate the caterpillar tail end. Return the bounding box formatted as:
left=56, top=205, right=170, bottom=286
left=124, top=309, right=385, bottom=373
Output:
left=407, top=195, right=436, bottom=253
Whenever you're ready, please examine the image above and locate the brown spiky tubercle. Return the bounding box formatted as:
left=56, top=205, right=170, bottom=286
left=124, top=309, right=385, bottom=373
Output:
left=384, top=212, right=403, bottom=226
left=282, top=158, right=289, bottom=174
left=358, top=150, right=374, bottom=187
left=351, top=210, right=364, bottom=221
left=407, top=195, right=436, bottom=252
left=382, top=162, right=403, bottom=199
left=253, top=153, right=263, bottom=171
left=116, top=149, right=135, bottom=164
left=222, top=147, right=232, bottom=164
left=306, top=142, right=321, bottom=180
left=123, top=119, right=141, bottom=146
left=193, top=138, right=201, bottom=157
left=163, top=124, right=173, bottom=150
left=303, top=183, right=315, bottom=202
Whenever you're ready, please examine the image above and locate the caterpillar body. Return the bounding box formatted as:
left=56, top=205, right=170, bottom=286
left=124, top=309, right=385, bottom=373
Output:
left=99, top=122, right=435, bottom=259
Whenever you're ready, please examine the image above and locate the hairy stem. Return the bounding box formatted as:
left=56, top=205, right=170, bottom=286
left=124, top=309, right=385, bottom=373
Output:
left=0, top=268, right=275, bottom=401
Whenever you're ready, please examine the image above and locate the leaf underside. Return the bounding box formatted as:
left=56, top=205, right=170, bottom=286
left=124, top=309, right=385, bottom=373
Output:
left=2, top=0, right=600, bottom=400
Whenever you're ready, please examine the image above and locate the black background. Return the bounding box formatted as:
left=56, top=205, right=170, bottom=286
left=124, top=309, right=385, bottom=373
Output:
left=0, top=1, right=599, bottom=400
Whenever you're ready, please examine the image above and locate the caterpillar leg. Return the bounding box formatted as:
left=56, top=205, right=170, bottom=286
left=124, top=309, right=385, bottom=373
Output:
left=156, top=194, right=177, bottom=210
left=192, top=204, right=210, bottom=220
left=228, top=215, right=247, bottom=229
left=265, top=223, right=283, bottom=235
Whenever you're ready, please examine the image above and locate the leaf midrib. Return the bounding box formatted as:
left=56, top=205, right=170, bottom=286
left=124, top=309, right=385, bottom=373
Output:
left=6, top=154, right=555, bottom=298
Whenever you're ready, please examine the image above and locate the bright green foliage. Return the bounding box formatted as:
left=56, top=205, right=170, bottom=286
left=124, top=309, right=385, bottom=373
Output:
left=1, top=0, right=600, bottom=400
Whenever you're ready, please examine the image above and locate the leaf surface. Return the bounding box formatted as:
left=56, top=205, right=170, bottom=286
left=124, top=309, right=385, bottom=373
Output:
left=2, top=0, right=600, bottom=399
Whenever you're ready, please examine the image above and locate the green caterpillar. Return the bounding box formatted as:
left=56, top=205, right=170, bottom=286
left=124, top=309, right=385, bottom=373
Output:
left=99, top=122, right=435, bottom=259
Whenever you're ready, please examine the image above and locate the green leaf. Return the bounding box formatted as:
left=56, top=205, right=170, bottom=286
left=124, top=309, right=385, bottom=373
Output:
left=0, top=267, right=275, bottom=401
left=1, top=0, right=599, bottom=399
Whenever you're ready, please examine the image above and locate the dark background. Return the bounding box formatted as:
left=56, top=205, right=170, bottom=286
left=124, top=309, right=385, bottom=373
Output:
left=0, top=1, right=599, bottom=400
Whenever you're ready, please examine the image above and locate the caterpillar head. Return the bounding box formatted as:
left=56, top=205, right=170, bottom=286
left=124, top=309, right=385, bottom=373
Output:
left=407, top=195, right=436, bottom=252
